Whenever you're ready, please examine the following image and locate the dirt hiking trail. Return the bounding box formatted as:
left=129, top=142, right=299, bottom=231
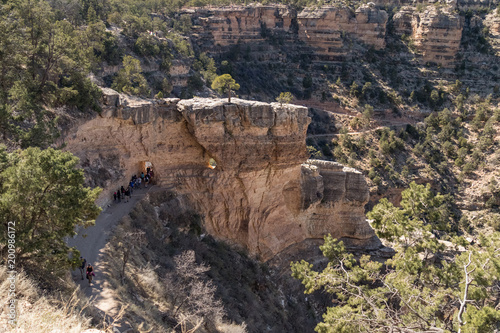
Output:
left=67, top=185, right=158, bottom=332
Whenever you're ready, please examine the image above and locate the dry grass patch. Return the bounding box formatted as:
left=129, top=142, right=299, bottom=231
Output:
left=0, top=266, right=93, bottom=332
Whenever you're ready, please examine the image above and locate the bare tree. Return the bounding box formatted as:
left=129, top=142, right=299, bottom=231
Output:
left=166, top=250, right=225, bottom=330
left=118, top=231, right=146, bottom=284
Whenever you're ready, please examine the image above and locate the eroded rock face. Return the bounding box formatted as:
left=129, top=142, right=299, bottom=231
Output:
left=394, top=7, right=463, bottom=67
left=192, top=5, right=295, bottom=47
left=191, top=4, right=387, bottom=61
left=413, top=8, right=463, bottom=67
left=61, top=90, right=380, bottom=260
left=485, top=12, right=500, bottom=56
left=297, top=5, right=388, bottom=60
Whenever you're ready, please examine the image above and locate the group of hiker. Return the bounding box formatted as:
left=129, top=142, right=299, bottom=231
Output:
left=113, top=168, right=155, bottom=203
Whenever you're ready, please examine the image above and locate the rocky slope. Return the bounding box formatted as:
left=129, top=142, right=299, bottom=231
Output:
left=60, top=90, right=381, bottom=260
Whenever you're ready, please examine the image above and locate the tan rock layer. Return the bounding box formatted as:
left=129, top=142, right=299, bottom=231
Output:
left=485, top=12, right=500, bottom=56
left=62, top=90, right=380, bottom=260
left=191, top=4, right=387, bottom=62
left=192, top=4, right=468, bottom=67
left=394, top=7, right=463, bottom=67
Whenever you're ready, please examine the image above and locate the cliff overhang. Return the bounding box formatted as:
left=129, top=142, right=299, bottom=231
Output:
left=61, top=89, right=381, bottom=260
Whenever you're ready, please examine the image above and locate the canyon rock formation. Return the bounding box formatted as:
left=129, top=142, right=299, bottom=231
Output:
left=61, top=90, right=381, bottom=260
left=189, top=3, right=470, bottom=67
left=297, top=4, right=388, bottom=60
left=191, top=4, right=388, bottom=62
left=393, top=7, right=463, bottom=67
left=485, top=12, right=500, bottom=56
left=412, top=8, right=464, bottom=67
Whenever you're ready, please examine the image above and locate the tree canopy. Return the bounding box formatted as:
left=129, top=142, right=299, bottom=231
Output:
left=0, top=147, right=101, bottom=271
left=0, top=0, right=108, bottom=147
left=292, top=182, right=500, bottom=333
left=211, top=74, right=240, bottom=103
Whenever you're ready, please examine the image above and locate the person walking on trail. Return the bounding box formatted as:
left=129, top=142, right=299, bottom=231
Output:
left=125, top=187, right=131, bottom=202
left=79, top=257, right=86, bottom=280
left=86, top=263, right=95, bottom=284
left=117, top=188, right=121, bottom=202
left=136, top=177, right=141, bottom=189
left=121, top=186, right=125, bottom=200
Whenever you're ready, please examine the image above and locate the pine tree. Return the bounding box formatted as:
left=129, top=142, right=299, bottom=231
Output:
left=292, top=182, right=500, bottom=332
left=211, top=74, right=240, bottom=103
left=0, top=147, right=102, bottom=271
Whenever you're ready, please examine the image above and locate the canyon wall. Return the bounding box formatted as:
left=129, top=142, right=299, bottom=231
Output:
left=485, top=12, right=500, bottom=56
left=191, top=4, right=388, bottom=62
left=393, top=6, right=463, bottom=67
left=297, top=5, right=388, bottom=60
left=189, top=4, right=471, bottom=67
left=61, top=90, right=381, bottom=260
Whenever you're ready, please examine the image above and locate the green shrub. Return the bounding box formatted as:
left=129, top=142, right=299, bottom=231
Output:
left=303, top=75, right=313, bottom=89
left=58, top=73, right=102, bottom=112
left=134, top=33, right=160, bottom=57
left=350, top=81, right=359, bottom=97
left=112, top=56, right=150, bottom=97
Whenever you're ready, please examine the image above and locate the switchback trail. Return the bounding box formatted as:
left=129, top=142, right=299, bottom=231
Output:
left=67, top=185, right=158, bottom=332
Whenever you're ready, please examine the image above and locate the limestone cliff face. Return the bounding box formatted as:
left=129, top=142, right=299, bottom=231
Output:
left=485, top=12, right=500, bottom=56
left=394, top=7, right=463, bottom=67
left=192, top=5, right=295, bottom=47
left=190, top=4, right=468, bottom=67
left=297, top=5, right=387, bottom=60
left=412, top=8, right=463, bottom=66
left=191, top=4, right=387, bottom=61
left=62, top=90, right=380, bottom=260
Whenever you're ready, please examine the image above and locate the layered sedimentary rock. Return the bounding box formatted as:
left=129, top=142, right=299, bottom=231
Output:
left=191, top=4, right=466, bottom=67
left=393, top=6, right=463, bottom=67
left=413, top=8, right=463, bottom=66
left=393, top=6, right=416, bottom=36
left=61, top=89, right=381, bottom=260
left=190, top=4, right=388, bottom=61
left=485, top=12, right=500, bottom=56
left=191, top=5, right=294, bottom=47
left=297, top=5, right=388, bottom=60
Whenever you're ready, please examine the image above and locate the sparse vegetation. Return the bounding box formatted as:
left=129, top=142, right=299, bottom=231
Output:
left=276, top=92, right=293, bottom=107
left=96, top=191, right=322, bottom=332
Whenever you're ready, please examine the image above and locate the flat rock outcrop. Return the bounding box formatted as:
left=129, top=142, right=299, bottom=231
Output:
left=61, top=90, right=381, bottom=260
